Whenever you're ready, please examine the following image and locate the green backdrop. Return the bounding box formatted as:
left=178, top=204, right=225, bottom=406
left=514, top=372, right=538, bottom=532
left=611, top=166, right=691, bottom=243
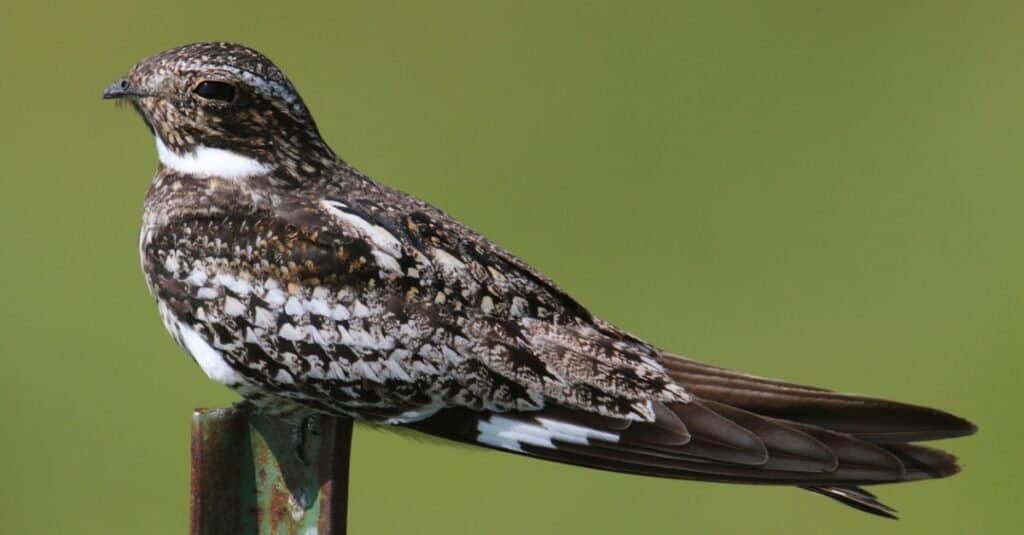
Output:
left=1, top=1, right=1018, bottom=533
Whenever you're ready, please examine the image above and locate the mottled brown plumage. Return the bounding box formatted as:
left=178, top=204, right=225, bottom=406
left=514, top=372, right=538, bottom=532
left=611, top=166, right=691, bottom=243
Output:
left=105, top=42, right=976, bottom=518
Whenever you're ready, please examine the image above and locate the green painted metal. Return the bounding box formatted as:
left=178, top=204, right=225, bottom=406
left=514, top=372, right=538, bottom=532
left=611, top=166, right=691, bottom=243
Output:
left=190, top=407, right=352, bottom=534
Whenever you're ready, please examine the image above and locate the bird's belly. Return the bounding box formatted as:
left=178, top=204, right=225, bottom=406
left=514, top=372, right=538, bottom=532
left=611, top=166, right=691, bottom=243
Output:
left=144, top=249, right=458, bottom=421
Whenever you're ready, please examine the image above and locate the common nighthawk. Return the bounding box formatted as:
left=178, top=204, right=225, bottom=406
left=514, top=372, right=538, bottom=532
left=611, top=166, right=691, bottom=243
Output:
left=104, top=42, right=976, bottom=518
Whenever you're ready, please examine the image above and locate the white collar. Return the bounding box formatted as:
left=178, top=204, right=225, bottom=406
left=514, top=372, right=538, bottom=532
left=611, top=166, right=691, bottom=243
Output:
left=156, top=136, right=272, bottom=179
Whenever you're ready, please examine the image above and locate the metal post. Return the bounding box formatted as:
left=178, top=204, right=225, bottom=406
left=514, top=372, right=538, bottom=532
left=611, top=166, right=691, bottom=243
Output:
left=190, top=407, right=353, bottom=534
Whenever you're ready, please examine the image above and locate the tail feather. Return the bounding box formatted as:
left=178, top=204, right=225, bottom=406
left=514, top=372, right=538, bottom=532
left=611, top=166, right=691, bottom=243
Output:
left=406, top=355, right=975, bottom=518
left=765, top=418, right=907, bottom=481
left=618, top=401, right=690, bottom=445
left=657, top=400, right=768, bottom=465
left=662, top=355, right=977, bottom=442
left=699, top=400, right=837, bottom=472
left=803, top=486, right=898, bottom=519
left=882, top=442, right=961, bottom=480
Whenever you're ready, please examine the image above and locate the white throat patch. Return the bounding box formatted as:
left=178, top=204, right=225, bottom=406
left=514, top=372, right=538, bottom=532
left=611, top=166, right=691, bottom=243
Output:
left=156, top=136, right=272, bottom=179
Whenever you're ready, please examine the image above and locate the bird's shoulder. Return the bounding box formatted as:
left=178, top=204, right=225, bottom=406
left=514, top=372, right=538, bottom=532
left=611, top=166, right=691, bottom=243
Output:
left=276, top=176, right=594, bottom=325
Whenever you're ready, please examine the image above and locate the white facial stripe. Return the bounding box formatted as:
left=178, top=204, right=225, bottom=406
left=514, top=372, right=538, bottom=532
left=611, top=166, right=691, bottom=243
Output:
left=156, top=136, right=272, bottom=179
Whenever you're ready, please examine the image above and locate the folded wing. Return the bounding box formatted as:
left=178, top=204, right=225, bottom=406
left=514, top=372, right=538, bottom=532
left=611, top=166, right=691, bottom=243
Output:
left=409, top=355, right=975, bottom=518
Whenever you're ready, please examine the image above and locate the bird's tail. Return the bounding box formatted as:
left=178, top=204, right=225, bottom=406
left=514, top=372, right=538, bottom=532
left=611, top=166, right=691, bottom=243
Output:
left=408, top=354, right=975, bottom=518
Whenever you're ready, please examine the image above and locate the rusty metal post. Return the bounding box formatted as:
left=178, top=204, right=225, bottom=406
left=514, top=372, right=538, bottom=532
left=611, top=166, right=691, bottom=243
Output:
left=190, top=407, right=353, bottom=534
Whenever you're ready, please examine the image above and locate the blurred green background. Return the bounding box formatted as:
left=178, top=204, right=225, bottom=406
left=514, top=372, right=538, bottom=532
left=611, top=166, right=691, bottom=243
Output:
left=0, top=1, right=1019, bottom=533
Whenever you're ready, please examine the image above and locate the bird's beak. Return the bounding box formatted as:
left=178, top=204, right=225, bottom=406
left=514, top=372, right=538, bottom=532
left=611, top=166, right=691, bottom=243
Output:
left=102, top=77, right=136, bottom=100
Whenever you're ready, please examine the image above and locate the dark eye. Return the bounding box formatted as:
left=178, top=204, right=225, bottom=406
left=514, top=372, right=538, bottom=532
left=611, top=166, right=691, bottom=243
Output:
left=193, top=80, right=237, bottom=102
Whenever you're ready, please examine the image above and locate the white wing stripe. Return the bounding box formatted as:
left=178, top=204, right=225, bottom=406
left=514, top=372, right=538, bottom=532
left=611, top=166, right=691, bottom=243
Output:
left=477, top=415, right=621, bottom=451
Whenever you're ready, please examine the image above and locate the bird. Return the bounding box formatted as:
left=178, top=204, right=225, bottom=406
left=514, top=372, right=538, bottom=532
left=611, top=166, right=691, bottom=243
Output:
left=104, top=42, right=976, bottom=519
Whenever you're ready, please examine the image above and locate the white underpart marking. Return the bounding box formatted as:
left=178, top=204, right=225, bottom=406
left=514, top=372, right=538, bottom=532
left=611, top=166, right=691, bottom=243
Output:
left=213, top=273, right=237, bottom=287
left=254, top=307, right=276, bottom=328
left=244, top=327, right=260, bottom=344
left=326, top=361, right=350, bottom=381
left=307, top=325, right=330, bottom=346
left=352, top=360, right=381, bottom=383
left=284, top=297, right=304, bottom=316
left=383, top=358, right=413, bottom=382
left=352, top=301, right=371, bottom=318
left=278, top=323, right=304, bottom=341
left=156, top=136, right=272, bottom=179
left=264, top=288, right=286, bottom=307
left=196, top=287, right=219, bottom=300
left=305, top=297, right=331, bottom=316
left=185, top=269, right=208, bottom=286
left=305, top=360, right=325, bottom=380
left=411, top=360, right=439, bottom=375
left=275, top=369, right=295, bottom=384
left=223, top=296, right=245, bottom=316
left=330, top=305, right=350, bottom=321
left=226, top=278, right=252, bottom=296
left=163, top=255, right=181, bottom=273
left=178, top=322, right=242, bottom=385
left=477, top=416, right=620, bottom=452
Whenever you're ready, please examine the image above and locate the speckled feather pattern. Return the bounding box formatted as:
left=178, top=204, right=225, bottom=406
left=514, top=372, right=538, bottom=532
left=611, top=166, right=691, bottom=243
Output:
left=110, top=42, right=975, bottom=518
left=141, top=166, right=687, bottom=422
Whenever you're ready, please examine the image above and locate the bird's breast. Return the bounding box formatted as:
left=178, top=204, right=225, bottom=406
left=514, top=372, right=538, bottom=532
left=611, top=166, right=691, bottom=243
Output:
left=137, top=211, right=481, bottom=420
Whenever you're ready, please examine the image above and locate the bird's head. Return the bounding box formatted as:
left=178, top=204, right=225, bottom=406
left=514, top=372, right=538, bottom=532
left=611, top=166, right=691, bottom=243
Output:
left=103, top=42, right=336, bottom=183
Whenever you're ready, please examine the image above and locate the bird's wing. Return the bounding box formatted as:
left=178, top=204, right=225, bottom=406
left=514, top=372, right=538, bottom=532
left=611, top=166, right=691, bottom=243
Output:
left=147, top=196, right=689, bottom=421
left=408, top=386, right=971, bottom=518
left=406, top=347, right=974, bottom=518
left=279, top=189, right=978, bottom=425
left=659, top=355, right=977, bottom=443
left=156, top=196, right=974, bottom=518
left=273, top=195, right=690, bottom=419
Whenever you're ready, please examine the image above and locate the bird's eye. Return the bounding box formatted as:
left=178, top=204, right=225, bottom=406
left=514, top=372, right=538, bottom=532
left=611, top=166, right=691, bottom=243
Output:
left=192, top=80, right=237, bottom=103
